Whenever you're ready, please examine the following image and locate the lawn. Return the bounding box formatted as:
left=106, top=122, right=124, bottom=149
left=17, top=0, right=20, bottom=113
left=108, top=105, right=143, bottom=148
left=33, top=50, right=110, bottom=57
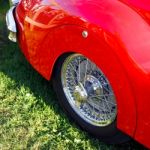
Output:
left=0, top=1, right=146, bottom=150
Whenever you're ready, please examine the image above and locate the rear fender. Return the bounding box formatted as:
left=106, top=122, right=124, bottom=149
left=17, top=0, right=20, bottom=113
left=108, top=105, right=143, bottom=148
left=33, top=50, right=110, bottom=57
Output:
left=47, top=24, right=137, bottom=138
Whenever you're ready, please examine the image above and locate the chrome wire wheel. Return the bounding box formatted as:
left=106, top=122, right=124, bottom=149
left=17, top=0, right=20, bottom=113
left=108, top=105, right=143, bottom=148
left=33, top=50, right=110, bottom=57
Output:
left=61, top=54, right=117, bottom=127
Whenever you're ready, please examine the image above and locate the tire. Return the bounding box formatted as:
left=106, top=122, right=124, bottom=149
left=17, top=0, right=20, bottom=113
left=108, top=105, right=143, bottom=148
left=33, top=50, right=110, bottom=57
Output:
left=52, top=53, right=130, bottom=144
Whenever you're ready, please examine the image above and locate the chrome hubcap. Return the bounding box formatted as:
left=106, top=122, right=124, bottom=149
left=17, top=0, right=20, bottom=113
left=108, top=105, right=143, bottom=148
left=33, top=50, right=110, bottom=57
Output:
left=74, top=82, right=88, bottom=104
left=61, top=54, right=117, bottom=127
left=74, top=75, right=103, bottom=104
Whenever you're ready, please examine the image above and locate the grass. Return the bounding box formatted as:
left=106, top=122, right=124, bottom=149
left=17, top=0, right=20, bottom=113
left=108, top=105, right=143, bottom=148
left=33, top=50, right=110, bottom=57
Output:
left=0, top=1, right=147, bottom=150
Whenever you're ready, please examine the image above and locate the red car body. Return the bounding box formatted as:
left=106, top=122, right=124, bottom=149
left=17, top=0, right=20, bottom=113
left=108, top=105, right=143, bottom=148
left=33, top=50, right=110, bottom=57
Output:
left=11, top=0, right=150, bottom=148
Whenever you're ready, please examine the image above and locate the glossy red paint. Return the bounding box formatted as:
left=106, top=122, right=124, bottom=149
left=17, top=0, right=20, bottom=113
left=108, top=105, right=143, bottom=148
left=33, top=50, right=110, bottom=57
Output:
left=121, top=0, right=150, bottom=25
left=14, top=0, right=150, bottom=148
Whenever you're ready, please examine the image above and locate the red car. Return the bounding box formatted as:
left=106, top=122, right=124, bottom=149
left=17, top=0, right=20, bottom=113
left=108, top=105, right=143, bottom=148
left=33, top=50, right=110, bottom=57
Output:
left=6, top=0, right=150, bottom=148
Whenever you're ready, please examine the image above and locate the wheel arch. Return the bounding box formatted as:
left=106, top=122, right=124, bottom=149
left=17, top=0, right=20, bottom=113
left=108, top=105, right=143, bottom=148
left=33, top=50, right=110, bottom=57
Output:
left=47, top=24, right=137, bottom=138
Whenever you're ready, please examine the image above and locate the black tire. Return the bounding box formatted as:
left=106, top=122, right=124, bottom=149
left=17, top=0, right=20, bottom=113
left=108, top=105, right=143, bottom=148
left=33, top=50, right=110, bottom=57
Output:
left=52, top=53, right=131, bottom=144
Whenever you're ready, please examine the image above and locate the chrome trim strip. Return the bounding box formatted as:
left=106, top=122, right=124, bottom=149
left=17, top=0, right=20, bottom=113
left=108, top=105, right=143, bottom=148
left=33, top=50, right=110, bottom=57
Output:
left=8, top=32, right=17, bottom=42
left=9, top=0, right=19, bottom=6
left=6, top=6, right=17, bottom=33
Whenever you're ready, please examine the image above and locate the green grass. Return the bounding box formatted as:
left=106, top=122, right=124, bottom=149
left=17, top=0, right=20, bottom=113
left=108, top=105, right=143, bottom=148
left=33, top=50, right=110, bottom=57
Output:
left=0, top=1, right=146, bottom=150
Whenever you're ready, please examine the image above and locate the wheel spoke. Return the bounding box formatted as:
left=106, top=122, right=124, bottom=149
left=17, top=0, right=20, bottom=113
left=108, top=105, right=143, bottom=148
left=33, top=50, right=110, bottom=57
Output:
left=89, top=94, right=116, bottom=106
left=78, top=56, right=81, bottom=82
left=69, top=63, right=80, bottom=84
left=83, top=58, right=89, bottom=86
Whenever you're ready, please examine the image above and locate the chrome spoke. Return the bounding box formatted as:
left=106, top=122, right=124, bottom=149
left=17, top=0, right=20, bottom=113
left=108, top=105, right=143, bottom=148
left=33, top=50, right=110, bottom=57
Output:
left=69, top=63, right=80, bottom=84
left=78, top=56, right=81, bottom=82
left=84, top=58, right=89, bottom=86
left=88, top=97, right=107, bottom=112
left=89, top=95, right=116, bottom=106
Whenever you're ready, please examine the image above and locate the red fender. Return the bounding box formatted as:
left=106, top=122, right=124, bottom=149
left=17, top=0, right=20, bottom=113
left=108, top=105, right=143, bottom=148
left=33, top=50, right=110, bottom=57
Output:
left=15, top=0, right=150, bottom=147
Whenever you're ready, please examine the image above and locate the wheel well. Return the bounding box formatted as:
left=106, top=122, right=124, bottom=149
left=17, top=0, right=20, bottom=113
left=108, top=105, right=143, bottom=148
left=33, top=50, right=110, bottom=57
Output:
left=51, top=52, right=73, bottom=79
left=50, top=51, right=137, bottom=138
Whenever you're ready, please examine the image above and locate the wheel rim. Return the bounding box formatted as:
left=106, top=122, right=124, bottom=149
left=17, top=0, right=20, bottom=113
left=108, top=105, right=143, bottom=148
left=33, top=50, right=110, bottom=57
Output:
left=61, top=54, right=117, bottom=127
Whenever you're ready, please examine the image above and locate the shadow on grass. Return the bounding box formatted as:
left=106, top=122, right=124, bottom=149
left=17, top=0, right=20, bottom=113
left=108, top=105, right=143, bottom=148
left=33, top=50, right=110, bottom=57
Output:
left=0, top=5, right=147, bottom=150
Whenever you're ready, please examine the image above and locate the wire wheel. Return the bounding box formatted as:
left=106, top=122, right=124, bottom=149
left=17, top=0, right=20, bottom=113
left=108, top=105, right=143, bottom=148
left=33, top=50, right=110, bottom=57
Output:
left=61, top=54, right=117, bottom=127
